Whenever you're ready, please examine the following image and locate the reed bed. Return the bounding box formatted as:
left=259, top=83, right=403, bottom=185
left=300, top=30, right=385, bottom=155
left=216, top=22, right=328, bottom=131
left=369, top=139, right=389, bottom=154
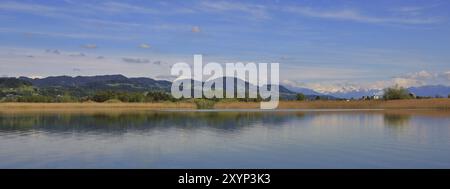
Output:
left=0, top=102, right=195, bottom=111
left=1, top=99, right=449, bottom=111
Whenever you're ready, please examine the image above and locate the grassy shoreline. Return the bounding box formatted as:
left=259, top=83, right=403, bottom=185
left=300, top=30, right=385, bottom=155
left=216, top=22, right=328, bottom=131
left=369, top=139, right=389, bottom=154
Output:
left=0, top=102, right=195, bottom=110
left=0, top=99, right=450, bottom=111
left=216, top=99, right=450, bottom=109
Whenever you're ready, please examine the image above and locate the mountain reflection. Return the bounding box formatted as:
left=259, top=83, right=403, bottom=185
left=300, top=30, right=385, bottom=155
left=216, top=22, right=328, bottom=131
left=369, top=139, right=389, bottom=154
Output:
left=0, top=111, right=306, bottom=134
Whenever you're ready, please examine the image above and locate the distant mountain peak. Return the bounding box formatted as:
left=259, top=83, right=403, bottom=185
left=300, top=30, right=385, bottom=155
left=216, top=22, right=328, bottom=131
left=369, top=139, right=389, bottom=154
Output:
left=408, top=85, right=450, bottom=97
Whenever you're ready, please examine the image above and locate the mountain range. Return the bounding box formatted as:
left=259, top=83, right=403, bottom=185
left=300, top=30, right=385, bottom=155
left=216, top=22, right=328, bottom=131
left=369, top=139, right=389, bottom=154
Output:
left=320, top=86, right=450, bottom=99
left=2, top=75, right=449, bottom=99
left=0, top=75, right=306, bottom=100
left=279, top=82, right=450, bottom=99
left=18, top=75, right=172, bottom=92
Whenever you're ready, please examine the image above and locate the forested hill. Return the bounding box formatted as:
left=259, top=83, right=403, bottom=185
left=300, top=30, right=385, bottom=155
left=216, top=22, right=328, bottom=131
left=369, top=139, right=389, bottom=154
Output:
left=18, top=74, right=172, bottom=92
left=0, top=75, right=336, bottom=102
left=0, top=78, right=32, bottom=88
left=1, top=75, right=174, bottom=102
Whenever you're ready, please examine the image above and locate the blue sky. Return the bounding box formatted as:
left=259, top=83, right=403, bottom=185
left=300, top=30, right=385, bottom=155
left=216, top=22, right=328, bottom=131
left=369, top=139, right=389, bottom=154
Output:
left=0, top=0, right=449, bottom=93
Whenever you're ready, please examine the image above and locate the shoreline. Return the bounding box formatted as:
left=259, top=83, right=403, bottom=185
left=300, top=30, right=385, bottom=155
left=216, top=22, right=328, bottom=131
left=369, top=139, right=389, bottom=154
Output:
left=0, top=102, right=195, bottom=111
left=215, top=99, right=450, bottom=109
left=0, top=99, right=449, bottom=111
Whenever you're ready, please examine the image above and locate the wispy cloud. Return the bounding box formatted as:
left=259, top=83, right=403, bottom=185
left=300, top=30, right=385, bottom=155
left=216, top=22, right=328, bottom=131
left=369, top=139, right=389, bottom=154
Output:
left=82, top=44, right=97, bottom=49
left=1, top=1, right=442, bottom=26
left=392, top=4, right=439, bottom=16
left=191, top=26, right=201, bottom=33
left=0, top=1, right=190, bottom=32
left=0, top=47, right=178, bottom=77
left=66, top=1, right=194, bottom=15
left=88, top=2, right=159, bottom=14
left=45, top=49, right=60, bottom=55
left=0, top=1, right=58, bottom=13
left=69, top=53, right=86, bottom=57
left=199, top=1, right=269, bottom=20
left=284, top=6, right=441, bottom=24
left=122, top=58, right=150, bottom=64
left=0, top=1, right=93, bottom=17
left=139, top=43, right=151, bottom=49
left=0, top=28, right=132, bottom=40
left=395, top=6, right=428, bottom=13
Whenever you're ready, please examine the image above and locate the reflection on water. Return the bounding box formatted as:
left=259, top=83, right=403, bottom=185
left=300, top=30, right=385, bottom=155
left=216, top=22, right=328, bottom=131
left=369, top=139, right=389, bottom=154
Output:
left=0, top=111, right=306, bottom=134
left=384, top=114, right=411, bottom=127
left=383, top=113, right=412, bottom=135
left=0, top=110, right=449, bottom=168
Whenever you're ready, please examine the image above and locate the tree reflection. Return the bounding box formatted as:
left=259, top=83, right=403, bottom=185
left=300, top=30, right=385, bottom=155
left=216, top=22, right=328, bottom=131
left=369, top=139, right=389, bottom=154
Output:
left=0, top=111, right=305, bottom=134
left=383, top=113, right=413, bottom=139
left=383, top=113, right=411, bottom=127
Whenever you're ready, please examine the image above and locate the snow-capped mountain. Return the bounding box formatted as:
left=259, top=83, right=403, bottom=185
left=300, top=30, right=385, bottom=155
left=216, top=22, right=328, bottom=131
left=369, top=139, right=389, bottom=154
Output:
left=282, top=85, right=322, bottom=95
left=323, top=89, right=383, bottom=99
left=312, top=85, right=450, bottom=99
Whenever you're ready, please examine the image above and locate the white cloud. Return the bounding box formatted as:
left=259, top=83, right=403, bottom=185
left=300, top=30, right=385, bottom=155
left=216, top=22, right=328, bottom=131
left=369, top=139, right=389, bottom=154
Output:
left=28, top=75, right=44, bottom=79
left=404, top=70, right=434, bottom=80
left=139, top=43, right=151, bottom=49
left=192, top=26, right=201, bottom=33
left=391, top=77, right=424, bottom=88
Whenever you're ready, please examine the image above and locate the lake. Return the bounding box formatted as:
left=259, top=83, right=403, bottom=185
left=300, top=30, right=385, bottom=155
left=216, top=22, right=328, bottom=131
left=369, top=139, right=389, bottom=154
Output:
left=0, top=109, right=449, bottom=168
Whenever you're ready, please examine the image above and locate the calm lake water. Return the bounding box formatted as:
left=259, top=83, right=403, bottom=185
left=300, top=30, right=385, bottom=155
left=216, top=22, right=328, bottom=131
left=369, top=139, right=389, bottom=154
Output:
left=1, top=109, right=450, bottom=168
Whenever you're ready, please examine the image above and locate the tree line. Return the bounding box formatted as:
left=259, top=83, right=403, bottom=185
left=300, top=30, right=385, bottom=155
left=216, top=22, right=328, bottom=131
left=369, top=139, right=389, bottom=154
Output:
left=1, top=85, right=449, bottom=103
left=0, top=91, right=177, bottom=103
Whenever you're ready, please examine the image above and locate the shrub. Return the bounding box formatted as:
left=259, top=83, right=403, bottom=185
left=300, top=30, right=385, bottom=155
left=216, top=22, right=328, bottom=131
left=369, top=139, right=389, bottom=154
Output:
left=383, top=86, right=412, bottom=100
left=92, top=91, right=116, bottom=102
left=55, top=94, right=76, bottom=102
left=296, top=93, right=306, bottom=101
left=194, top=99, right=216, bottom=109
left=17, top=95, right=53, bottom=102
left=118, top=92, right=145, bottom=102
left=145, top=91, right=173, bottom=102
